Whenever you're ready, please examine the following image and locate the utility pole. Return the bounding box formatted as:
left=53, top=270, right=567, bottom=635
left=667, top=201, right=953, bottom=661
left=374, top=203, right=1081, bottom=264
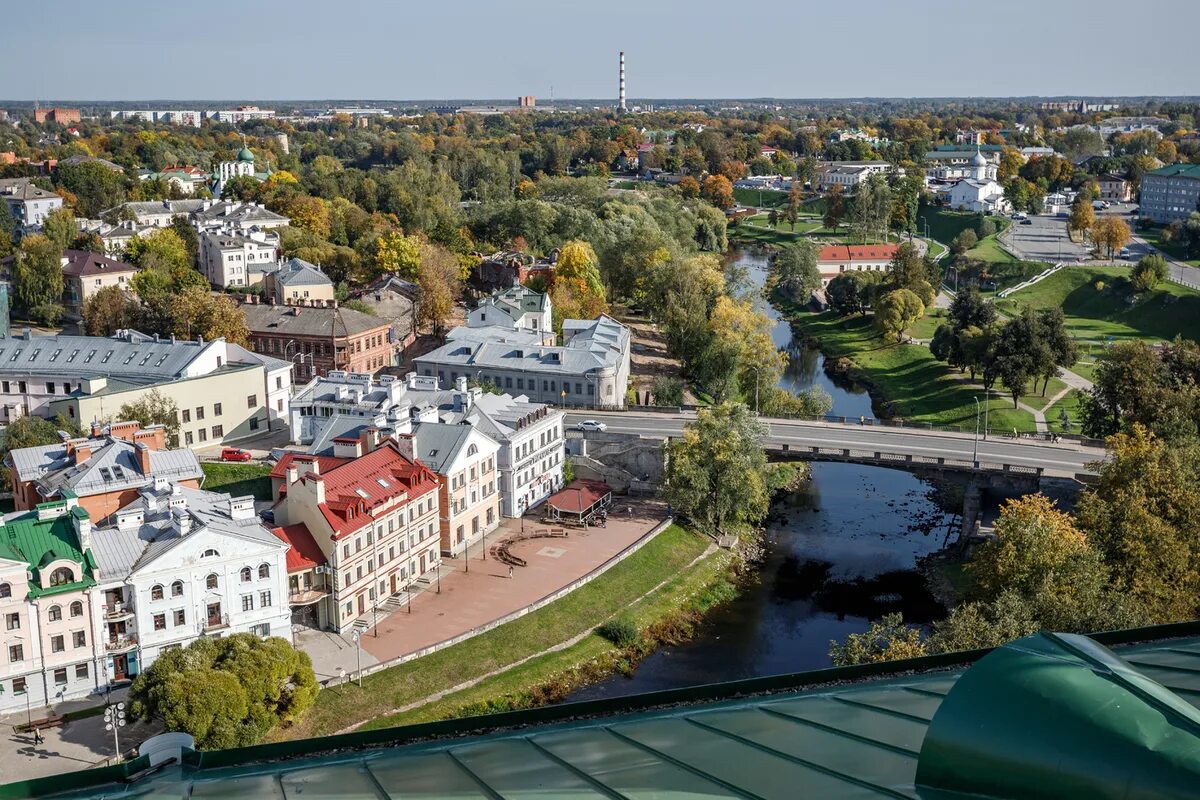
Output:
left=350, top=631, right=363, bottom=688
left=972, top=397, right=981, bottom=467
left=103, top=702, right=126, bottom=764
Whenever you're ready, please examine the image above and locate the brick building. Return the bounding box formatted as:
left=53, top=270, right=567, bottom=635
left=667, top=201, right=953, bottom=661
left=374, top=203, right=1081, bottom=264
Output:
left=240, top=298, right=396, bottom=381
left=33, top=108, right=81, bottom=124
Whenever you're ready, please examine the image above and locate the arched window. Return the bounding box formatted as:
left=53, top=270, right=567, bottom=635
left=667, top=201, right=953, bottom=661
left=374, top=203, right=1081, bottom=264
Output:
left=49, top=567, right=74, bottom=587
left=201, top=549, right=219, bottom=558
left=150, top=584, right=164, bottom=601
left=0, top=583, right=10, bottom=599
left=258, top=563, right=270, bottom=579
left=48, top=605, right=62, bottom=621
left=466, top=443, right=478, bottom=457
left=69, top=601, right=83, bottom=617
left=240, top=567, right=252, bottom=582
left=171, top=580, right=183, bottom=597
left=205, top=573, right=219, bottom=590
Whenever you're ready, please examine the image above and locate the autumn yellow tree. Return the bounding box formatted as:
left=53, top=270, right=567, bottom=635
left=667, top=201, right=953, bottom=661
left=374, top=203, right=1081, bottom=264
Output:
left=169, top=286, right=250, bottom=346
left=1090, top=216, right=1131, bottom=258
left=1068, top=199, right=1095, bottom=240
left=702, top=175, right=735, bottom=209
left=416, top=242, right=463, bottom=338
left=678, top=175, right=700, bottom=199
left=372, top=231, right=423, bottom=279
left=550, top=240, right=608, bottom=327
left=708, top=295, right=787, bottom=406
left=969, top=495, right=1091, bottom=602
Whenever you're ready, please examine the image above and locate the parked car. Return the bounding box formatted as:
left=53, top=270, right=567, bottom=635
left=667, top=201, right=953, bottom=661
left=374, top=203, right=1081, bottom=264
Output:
left=576, top=420, right=608, bottom=432
left=1020, top=218, right=1034, bottom=225
left=259, top=509, right=275, bottom=524
left=220, top=448, right=252, bottom=462
left=1118, top=247, right=1133, bottom=259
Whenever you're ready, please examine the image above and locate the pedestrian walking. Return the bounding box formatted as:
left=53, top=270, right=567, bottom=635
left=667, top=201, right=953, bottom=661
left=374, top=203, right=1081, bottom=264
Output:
left=508, top=565, right=513, bottom=579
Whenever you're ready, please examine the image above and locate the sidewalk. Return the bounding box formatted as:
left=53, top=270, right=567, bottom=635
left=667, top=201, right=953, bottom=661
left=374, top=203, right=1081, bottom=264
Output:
left=0, top=687, right=164, bottom=784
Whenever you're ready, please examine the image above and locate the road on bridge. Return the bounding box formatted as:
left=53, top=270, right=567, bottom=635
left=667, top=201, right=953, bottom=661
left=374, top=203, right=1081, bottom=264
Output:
left=565, top=411, right=1106, bottom=478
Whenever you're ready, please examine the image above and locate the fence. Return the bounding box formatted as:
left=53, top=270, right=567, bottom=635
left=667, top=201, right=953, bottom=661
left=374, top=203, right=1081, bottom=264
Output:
left=770, top=443, right=1044, bottom=476
left=321, top=516, right=676, bottom=687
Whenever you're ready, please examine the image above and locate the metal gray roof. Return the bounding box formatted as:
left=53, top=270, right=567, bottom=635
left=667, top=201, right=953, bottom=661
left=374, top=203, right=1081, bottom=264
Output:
left=413, top=423, right=478, bottom=474
left=0, top=331, right=213, bottom=383
left=274, top=258, right=333, bottom=288
left=10, top=437, right=202, bottom=501
left=418, top=316, right=628, bottom=376
left=241, top=303, right=389, bottom=338
left=110, top=199, right=207, bottom=219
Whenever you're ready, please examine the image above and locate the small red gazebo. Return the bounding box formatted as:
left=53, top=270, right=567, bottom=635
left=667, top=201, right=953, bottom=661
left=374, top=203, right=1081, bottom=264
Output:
left=546, top=479, right=613, bottom=525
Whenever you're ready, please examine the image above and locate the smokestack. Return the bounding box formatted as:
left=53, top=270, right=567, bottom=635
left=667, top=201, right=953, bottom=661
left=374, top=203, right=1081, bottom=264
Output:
left=619, top=51, right=626, bottom=112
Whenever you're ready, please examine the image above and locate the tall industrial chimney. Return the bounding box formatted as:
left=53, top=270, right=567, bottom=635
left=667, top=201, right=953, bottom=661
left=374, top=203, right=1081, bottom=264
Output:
left=618, top=51, right=627, bottom=112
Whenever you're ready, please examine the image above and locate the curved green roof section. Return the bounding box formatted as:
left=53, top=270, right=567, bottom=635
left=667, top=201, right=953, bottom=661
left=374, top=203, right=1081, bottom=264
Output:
left=916, top=631, right=1200, bottom=799
left=237, top=146, right=254, bottom=162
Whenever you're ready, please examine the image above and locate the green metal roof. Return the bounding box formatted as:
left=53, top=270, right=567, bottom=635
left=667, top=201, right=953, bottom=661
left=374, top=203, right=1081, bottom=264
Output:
left=0, top=502, right=96, bottom=599
left=7, top=626, right=1200, bottom=799
left=1147, top=163, right=1200, bottom=179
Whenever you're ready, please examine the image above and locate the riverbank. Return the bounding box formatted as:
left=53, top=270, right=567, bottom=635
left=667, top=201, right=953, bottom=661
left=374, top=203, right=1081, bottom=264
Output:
left=774, top=294, right=1037, bottom=432
left=269, top=524, right=731, bottom=741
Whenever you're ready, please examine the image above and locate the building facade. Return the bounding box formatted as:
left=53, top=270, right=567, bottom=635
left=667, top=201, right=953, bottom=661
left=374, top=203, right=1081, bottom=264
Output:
left=412, top=422, right=501, bottom=557
left=263, top=258, right=334, bottom=304
left=0, top=178, right=64, bottom=231
left=241, top=299, right=396, bottom=381
left=60, top=249, right=139, bottom=321
left=1139, top=164, right=1200, bottom=224
left=198, top=229, right=280, bottom=287
left=816, top=244, right=900, bottom=287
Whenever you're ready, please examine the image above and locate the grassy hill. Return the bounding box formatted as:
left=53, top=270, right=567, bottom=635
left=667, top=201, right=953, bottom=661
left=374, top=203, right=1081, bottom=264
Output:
left=997, top=265, right=1200, bottom=342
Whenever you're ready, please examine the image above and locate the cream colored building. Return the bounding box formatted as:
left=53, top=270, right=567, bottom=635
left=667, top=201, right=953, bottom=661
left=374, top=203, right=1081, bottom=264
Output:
left=60, top=250, right=139, bottom=321
left=413, top=422, right=501, bottom=557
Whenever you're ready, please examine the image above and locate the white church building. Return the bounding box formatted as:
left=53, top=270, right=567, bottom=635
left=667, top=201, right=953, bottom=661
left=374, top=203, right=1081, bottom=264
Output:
left=944, top=150, right=1009, bottom=214
left=212, top=145, right=269, bottom=197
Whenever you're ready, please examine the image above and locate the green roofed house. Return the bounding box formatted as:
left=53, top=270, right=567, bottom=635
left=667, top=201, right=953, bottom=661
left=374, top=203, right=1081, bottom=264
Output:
left=0, top=494, right=101, bottom=715
left=6, top=624, right=1200, bottom=798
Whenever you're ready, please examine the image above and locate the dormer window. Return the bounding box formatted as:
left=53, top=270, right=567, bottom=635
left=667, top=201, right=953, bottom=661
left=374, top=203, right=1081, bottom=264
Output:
left=48, top=567, right=74, bottom=587
left=201, top=549, right=219, bottom=558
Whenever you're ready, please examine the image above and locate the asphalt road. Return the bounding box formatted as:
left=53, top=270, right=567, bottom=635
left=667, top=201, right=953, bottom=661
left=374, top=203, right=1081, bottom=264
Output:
left=1002, top=212, right=1089, bottom=263
left=565, top=411, right=1105, bottom=477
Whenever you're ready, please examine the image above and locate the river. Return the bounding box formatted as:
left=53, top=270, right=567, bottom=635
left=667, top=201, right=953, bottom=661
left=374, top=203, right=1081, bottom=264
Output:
left=563, top=247, right=953, bottom=701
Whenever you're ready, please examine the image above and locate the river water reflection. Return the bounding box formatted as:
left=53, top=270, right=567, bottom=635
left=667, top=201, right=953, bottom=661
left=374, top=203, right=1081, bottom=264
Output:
left=562, top=249, right=953, bottom=702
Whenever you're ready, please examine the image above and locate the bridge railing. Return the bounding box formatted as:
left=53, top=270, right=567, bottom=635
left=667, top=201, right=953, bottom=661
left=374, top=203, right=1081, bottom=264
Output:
left=577, top=404, right=1106, bottom=448
left=768, top=443, right=1045, bottom=476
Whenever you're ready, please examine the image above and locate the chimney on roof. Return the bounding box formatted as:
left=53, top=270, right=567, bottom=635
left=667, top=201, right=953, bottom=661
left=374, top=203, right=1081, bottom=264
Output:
left=68, top=440, right=93, bottom=466
left=73, top=508, right=92, bottom=552
left=135, top=442, right=153, bottom=475
left=227, top=496, right=255, bottom=521
left=89, top=420, right=103, bottom=438
left=171, top=506, right=191, bottom=536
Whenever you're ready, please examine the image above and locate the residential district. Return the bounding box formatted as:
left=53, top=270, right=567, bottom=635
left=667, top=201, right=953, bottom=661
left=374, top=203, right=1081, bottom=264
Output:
left=1, top=60, right=1200, bottom=799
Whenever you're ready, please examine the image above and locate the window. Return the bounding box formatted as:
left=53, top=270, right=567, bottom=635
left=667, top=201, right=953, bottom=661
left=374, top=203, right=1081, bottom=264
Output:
left=198, top=428, right=207, bottom=442
left=75, top=663, right=89, bottom=680
left=241, top=595, right=254, bottom=612
left=73, top=630, right=86, bottom=648
left=258, top=563, right=270, bottom=579
left=5, top=613, right=18, bottom=630
left=214, top=402, right=222, bottom=416
left=206, top=573, right=219, bottom=590
left=49, top=567, right=74, bottom=587
left=195, top=406, right=205, bottom=421
left=202, top=548, right=219, bottom=558
left=54, top=668, right=67, bottom=685
left=247, top=394, right=257, bottom=408
left=153, top=613, right=166, bottom=630
left=260, top=590, right=272, bottom=607
left=185, top=431, right=194, bottom=446
left=151, top=584, right=163, bottom=601
left=171, top=580, right=183, bottom=597
left=11, top=676, right=26, bottom=694
left=51, top=635, right=64, bottom=653
left=250, top=623, right=270, bottom=637
left=250, top=417, right=259, bottom=431
left=212, top=424, right=224, bottom=438
left=240, top=567, right=252, bottom=582
left=9, top=644, right=23, bottom=662
left=182, top=409, right=191, bottom=423
left=48, top=605, right=62, bottom=621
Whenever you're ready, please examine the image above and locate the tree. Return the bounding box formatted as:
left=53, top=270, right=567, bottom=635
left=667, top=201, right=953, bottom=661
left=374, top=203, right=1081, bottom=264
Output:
left=1079, top=341, right=1172, bottom=439
left=652, top=375, right=684, bottom=406
left=1068, top=199, right=1095, bottom=239
left=873, top=288, right=924, bottom=342
left=130, top=633, right=318, bottom=750
left=826, top=270, right=882, bottom=316
left=701, top=174, right=734, bottom=209
left=951, top=228, right=977, bottom=255
left=170, top=286, right=250, bottom=346
left=663, top=403, right=771, bottom=536
left=677, top=175, right=700, bottom=199
left=551, top=240, right=608, bottom=326
left=947, top=287, right=996, bottom=331
left=82, top=285, right=139, bottom=336
left=1131, top=254, right=1168, bottom=291
left=1090, top=216, right=1131, bottom=259
left=169, top=214, right=199, bottom=265
left=416, top=242, right=463, bottom=337
left=13, top=234, right=64, bottom=324
left=371, top=231, right=423, bottom=279
left=886, top=241, right=937, bottom=295
left=1034, top=307, right=1077, bottom=394
left=125, top=228, right=191, bottom=272
left=117, top=389, right=182, bottom=447
left=823, top=184, right=846, bottom=231
left=829, top=613, right=927, bottom=666
left=1076, top=427, right=1200, bottom=623
left=773, top=241, right=820, bottom=301
left=54, top=160, right=127, bottom=217
left=41, top=207, right=76, bottom=250
left=784, top=182, right=803, bottom=230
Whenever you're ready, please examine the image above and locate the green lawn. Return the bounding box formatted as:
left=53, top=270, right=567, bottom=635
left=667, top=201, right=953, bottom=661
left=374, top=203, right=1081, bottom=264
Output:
left=965, top=234, right=1018, bottom=264
left=1046, top=389, right=1086, bottom=434
left=997, top=265, right=1200, bottom=342
left=1069, top=359, right=1099, bottom=383
left=789, top=310, right=1036, bottom=432
left=1140, top=226, right=1200, bottom=267
left=1019, top=376, right=1067, bottom=412
left=734, top=187, right=788, bottom=208
left=200, top=462, right=272, bottom=501
left=906, top=308, right=946, bottom=341
left=272, top=525, right=713, bottom=741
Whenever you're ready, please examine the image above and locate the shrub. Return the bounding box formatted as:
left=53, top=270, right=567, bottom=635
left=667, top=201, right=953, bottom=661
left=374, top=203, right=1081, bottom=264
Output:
left=1095, top=280, right=1105, bottom=291
left=597, top=615, right=641, bottom=649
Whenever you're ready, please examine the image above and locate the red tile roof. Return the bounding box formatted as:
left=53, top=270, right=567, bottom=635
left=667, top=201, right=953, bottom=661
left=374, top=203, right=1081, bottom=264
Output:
left=816, top=244, right=900, bottom=263
left=269, top=452, right=350, bottom=480
left=271, top=523, right=326, bottom=573
left=307, top=443, right=440, bottom=538
left=548, top=480, right=613, bottom=514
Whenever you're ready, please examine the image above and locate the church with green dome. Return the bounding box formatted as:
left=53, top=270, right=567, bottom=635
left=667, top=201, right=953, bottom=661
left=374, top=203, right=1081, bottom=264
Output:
left=212, top=140, right=272, bottom=196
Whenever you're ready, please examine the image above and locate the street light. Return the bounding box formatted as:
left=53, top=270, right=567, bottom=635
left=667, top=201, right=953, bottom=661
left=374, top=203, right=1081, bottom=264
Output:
left=350, top=630, right=363, bottom=688
left=748, top=365, right=761, bottom=415
left=103, top=702, right=126, bottom=764
left=972, top=396, right=981, bottom=467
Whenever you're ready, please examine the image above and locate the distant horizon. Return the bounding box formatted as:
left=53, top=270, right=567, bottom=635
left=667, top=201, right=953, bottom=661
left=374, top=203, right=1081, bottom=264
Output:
left=2, top=1, right=1196, bottom=100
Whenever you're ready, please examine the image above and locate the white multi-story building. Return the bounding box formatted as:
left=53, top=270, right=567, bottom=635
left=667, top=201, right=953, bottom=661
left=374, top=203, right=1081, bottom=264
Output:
left=199, top=229, right=280, bottom=287
left=204, top=107, right=276, bottom=124
left=110, top=110, right=202, bottom=127
left=815, top=161, right=896, bottom=191
left=89, top=483, right=291, bottom=683
left=0, top=178, right=64, bottom=231
left=467, top=285, right=552, bottom=338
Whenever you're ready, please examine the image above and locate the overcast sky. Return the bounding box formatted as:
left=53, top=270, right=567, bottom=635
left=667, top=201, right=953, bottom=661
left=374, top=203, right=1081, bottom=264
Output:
left=4, top=0, right=1196, bottom=101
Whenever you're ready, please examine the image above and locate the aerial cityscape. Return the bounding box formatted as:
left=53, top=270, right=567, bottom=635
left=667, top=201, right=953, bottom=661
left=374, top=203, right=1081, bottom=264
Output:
left=1, top=2, right=1199, bottom=797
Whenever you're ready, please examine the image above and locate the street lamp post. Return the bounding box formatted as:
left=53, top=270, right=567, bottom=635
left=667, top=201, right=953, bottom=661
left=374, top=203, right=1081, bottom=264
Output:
left=972, top=396, right=981, bottom=467
left=103, top=702, right=126, bottom=764
left=748, top=365, right=761, bottom=415
left=350, top=631, right=363, bottom=687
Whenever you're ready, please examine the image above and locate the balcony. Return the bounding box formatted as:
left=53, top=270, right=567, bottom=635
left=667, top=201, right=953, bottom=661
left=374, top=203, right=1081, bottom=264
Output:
left=288, top=589, right=329, bottom=607
left=203, top=613, right=231, bottom=632
left=103, top=603, right=134, bottom=622
left=106, top=634, right=137, bottom=653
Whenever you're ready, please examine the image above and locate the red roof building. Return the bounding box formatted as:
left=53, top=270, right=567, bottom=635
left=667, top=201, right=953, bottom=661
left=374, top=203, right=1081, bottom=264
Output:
left=815, top=243, right=900, bottom=286
left=274, top=441, right=442, bottom=633
left=546, top=479, right=613, bottom=523
left=271, top=522, right=332, bottom=629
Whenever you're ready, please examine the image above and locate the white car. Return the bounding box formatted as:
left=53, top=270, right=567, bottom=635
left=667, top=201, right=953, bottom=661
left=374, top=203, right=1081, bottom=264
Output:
left=576, top=420, right=608, bottom=432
